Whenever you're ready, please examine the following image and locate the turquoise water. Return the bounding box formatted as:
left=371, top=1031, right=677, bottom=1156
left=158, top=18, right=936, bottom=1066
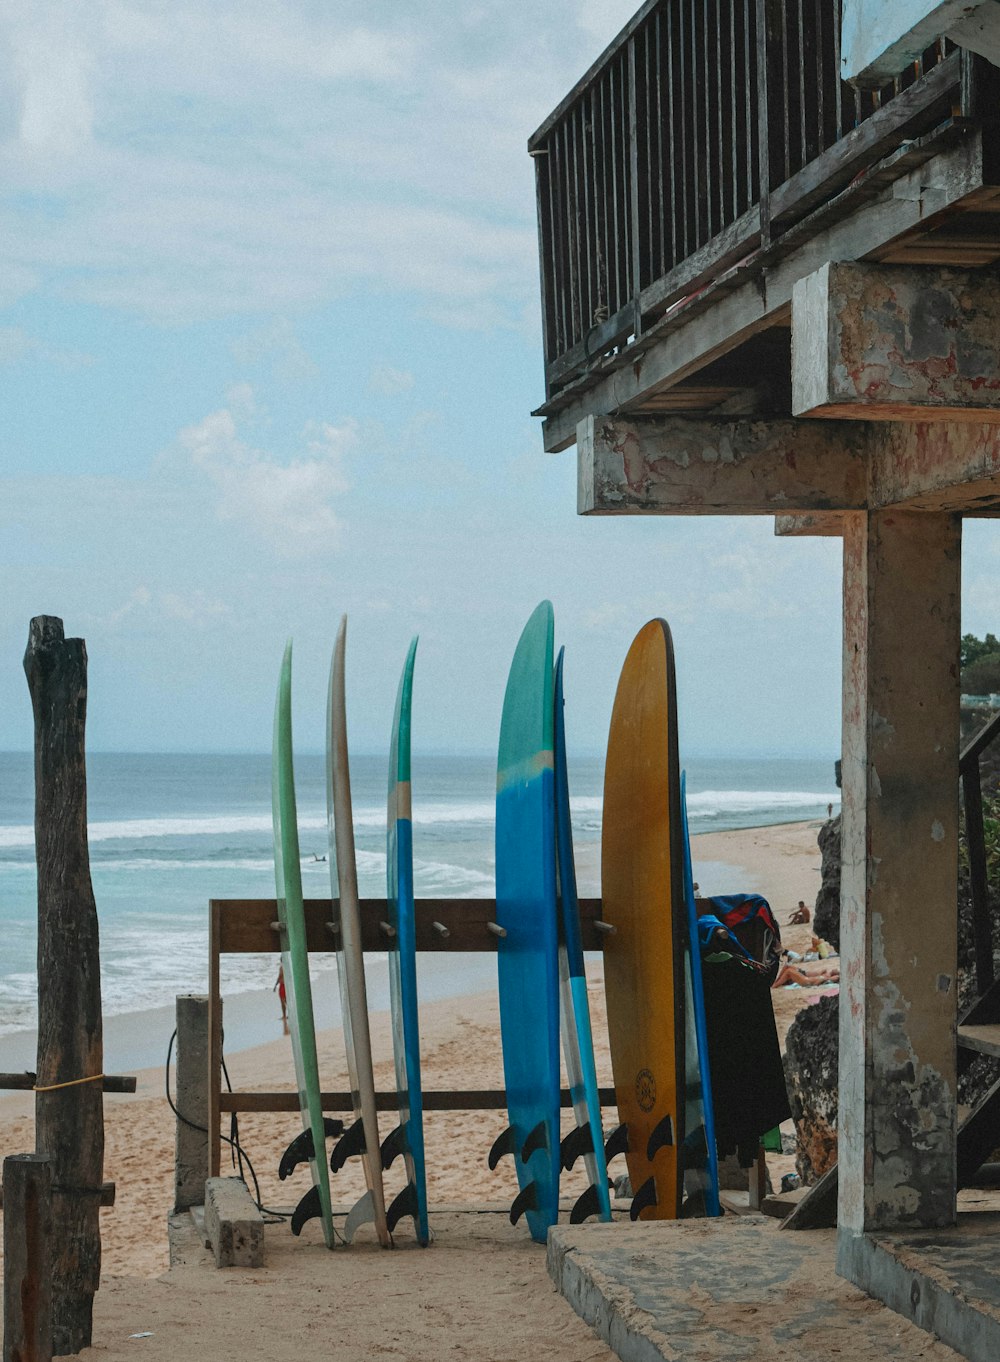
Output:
left=0, top=751, right=838, bottom=1035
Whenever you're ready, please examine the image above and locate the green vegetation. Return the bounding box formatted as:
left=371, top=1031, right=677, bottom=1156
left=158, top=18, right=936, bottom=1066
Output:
left=961, top=632, right=1000, bottom=695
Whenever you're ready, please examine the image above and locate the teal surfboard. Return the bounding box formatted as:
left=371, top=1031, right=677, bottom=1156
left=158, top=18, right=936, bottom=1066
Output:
left=271, top=641, right=336, bottom=1247
left=381, top=636, right=430, bottom=1245
left=490, top=601, right=560, bottom=1242
left=326, top=616, right=391, bottom=1247
left=680, top=771, right=721, bottom=1216
left=554, top=647, right=612, bottom=1223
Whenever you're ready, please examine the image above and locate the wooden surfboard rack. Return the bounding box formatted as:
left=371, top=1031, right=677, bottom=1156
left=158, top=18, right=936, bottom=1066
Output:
left=207, top=896, right=618, bottom=1177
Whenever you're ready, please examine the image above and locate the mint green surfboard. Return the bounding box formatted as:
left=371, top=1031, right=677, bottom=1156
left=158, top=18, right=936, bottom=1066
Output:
left=271, top=641, right=336, bottom=1247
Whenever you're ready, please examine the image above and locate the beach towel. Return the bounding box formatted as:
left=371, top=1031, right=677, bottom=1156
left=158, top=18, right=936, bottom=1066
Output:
left=697, top=893, right=782, bottom=984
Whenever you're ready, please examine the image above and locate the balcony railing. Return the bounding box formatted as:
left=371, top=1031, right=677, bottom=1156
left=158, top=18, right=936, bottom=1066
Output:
left=530, top=0, right=965, bottom=400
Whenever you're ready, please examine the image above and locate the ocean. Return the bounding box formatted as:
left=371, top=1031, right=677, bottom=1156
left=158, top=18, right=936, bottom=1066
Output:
left=0, top=751, right=839, bottom=1038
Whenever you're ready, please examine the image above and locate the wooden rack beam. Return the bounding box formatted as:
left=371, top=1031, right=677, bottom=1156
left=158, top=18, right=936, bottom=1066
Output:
left=207, top=896, right=620, bottom=1178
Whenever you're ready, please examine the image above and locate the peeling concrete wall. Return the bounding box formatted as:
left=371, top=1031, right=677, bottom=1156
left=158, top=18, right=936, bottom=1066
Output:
left=577, top=414, right=868, bottom=514
left=793, top=263, right=1000, bottom=422
left=839, top=509, right=960, bottom=1235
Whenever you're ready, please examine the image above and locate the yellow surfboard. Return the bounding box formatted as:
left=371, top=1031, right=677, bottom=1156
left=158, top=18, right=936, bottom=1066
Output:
left=602, top=619, right=683, bottom=1220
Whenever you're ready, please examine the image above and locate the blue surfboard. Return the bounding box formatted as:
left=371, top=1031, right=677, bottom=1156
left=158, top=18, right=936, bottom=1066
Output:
left=554, top=647, right=612, bottom=1224
left=490, top=601, right=560, bottom=1242
left=381, top=636, right=430, bottom=1245
left=680, top=770, right=721, bottom=1216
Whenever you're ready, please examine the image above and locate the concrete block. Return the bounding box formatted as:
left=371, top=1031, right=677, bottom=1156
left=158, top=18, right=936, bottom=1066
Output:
left=174, top=994, right=210, bottom=1213
left=792, top=262, right=1000, bottom=421
left=204, top=1177, right=264, bottom=1268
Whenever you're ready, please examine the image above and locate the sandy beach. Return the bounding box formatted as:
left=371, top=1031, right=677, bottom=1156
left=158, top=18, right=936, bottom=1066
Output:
left=0, top=819, right=835, bottom=1359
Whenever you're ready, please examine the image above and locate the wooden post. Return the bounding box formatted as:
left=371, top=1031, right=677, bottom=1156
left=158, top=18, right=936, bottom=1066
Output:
left=23, top=617, right=104, bottom=1356
left=3, top=1154, right=54, bottom=1362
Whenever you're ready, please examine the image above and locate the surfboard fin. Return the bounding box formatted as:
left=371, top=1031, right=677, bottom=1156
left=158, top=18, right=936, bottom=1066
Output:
left=509, top=1180, right=539, bottom=1226
left=330, top=1117, right=366, bottom=1174
left=560, top=1122, right=595, bottom=1171
left=521, top=1119, right=549, bottom=1162
left=570, top=1183, right=605, bottom=1224
left=604, top=1122, right=629, bottom=1162
left=290, top=1184, right=324, bottom=1237
left=380, top=1122, right=410, bottom=1171
left=488, top=1124, right=518, bottom=1171
left=343, top=1189, right=377, bottom=1244
left=278, top=1118, right=345, bottom=1180
left=630, top=1176, right=658, bottom=1221
left=386, top=1181, right=419, bottom=1234
left=646, top=1113, right=675, bottom=1161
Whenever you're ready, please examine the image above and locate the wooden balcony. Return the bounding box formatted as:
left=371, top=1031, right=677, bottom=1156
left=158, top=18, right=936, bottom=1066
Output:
left=530, top=0, right=1000, bottom=451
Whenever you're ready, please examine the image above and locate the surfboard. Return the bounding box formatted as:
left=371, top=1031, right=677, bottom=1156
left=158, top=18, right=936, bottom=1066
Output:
left=489, top=600, right=561, bottom=1243
left=271, top=641, right=337, bottom=1247
left=553, top=646, right=612, bottom=1224
left=326, top=616, right=391, bottom=1248
left=380, top=636, right=430, bottom=1245
left=601, top=618, right=684, bottom=1221
left=680, top=770, right=721, bottom=1217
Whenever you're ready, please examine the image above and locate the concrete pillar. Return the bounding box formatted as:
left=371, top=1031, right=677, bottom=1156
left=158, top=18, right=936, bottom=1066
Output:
left=174, top=994, right=210, bottom=1212
left=838, top=509, right=960, bottom=1246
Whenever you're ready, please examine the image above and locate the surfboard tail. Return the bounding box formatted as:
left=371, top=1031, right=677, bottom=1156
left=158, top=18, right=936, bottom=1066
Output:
left=380, top=1121, right=410, bottom=1171
left=646, top=1112, right=675, bottom=1160
left=343, top=1189, right=381, bottom=1244
left=630, top=1176, right=658, bottom=1221
left=290, top=1185, right=326, bottom=1238
left=520, top=1119, right=549, bottom=1162
left=330, top=1116, right=366, bottom=1173
left=386, top=1181, right=421, bottom=1237
left=604, top=1122, right=629, bottom=1162
left=509, top=1180, right=539, bottom=1227
left=278, top=1118, right=345, bottom=1181
left=570, top=1182, right=609, bottom=1225
left=488, top=1124, right=518, bottom=1170
left=560, top=1121, right=595, bottom=1171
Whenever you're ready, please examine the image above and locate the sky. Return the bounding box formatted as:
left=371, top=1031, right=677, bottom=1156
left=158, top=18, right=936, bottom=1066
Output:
left=1, top=2, right=997, bottom=762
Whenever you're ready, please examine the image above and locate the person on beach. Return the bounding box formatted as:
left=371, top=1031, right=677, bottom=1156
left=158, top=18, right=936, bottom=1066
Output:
left=773, top=959, right=840, bottom=988
left=787, top=900, right=810, bottom=925
left=274, top=964, right=287, bottom=1024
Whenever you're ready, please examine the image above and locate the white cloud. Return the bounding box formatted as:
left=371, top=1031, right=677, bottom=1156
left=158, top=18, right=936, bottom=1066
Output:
left=0, top=325, right=94, bottom=368
left=0, top=2, right=640, bottom=325
left=180, top=398, right=355, bottom=555
left=368, top=363, right=414, bottom=397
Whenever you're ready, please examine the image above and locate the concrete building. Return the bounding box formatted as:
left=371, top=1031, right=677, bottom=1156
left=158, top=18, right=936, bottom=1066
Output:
left=530, top=2, right=1000, bottom=1356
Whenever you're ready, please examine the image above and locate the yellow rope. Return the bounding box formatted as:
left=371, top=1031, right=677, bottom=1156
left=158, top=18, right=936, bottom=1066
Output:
left=33, top=1074, right=105, bottom=1092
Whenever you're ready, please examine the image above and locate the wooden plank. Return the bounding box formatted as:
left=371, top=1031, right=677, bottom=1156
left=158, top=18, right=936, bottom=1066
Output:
left=23, top=617, right=103, bottom=1357
left=211, top=897, right=613, bottom=954
left=2, top=1154, right=53, bottom=1362
left=0, top=1074, right=135, bottom=1094
left=208, top=903, right=222, bottom=1179
left=0, top=1180, right=114, bottom=1212
left=960, top=708, right=1000, bottom=769
left=956, top=1024, right=1000, bottom=1059
left=769, top=51, right=961, bottom=230
left=219, top=1087, right=619, bottom=1114
left=779, top=1160, right=837, bottom=1230
left=962, top=765, right=995, bottom=995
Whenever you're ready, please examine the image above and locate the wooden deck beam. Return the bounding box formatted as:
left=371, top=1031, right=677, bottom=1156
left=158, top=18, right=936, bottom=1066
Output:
left=793, top=261, right=1000, bottom=422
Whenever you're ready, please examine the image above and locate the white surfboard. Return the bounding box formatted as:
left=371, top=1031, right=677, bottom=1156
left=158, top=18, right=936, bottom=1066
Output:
left=326, top=615, right=390, bottom=1247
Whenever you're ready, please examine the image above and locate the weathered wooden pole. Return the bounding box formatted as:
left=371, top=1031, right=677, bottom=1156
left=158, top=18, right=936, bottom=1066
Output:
left=23, top=617, right=104, bottom=1356
left=3, top=1154, right=54, bottom=1362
